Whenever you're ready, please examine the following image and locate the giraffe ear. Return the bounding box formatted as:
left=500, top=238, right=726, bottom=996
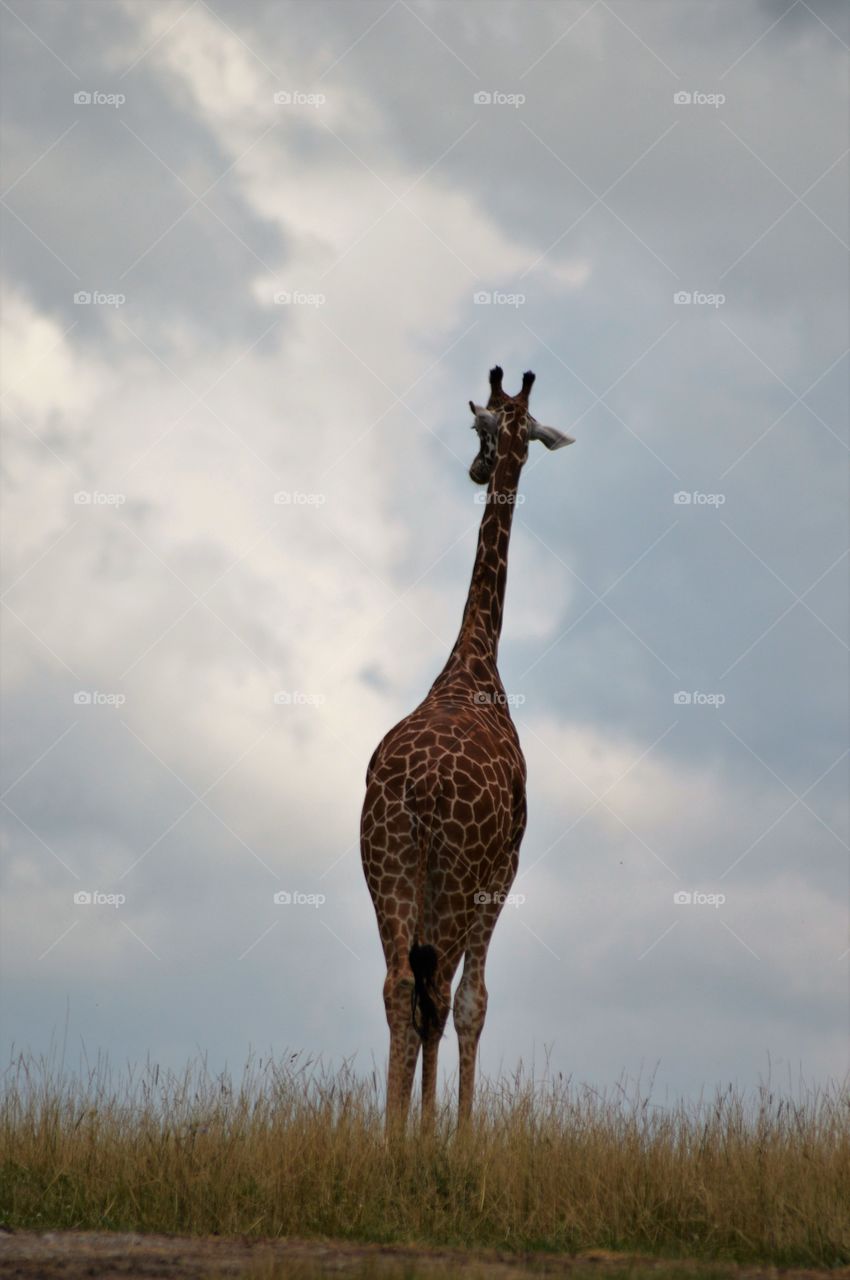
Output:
left=528, top=416, right=575, bottom=450
left=469, top=402, right=499, bottom=435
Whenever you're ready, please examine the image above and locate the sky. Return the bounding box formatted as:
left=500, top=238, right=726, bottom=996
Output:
left=1, top=0, right=847, bottom=1104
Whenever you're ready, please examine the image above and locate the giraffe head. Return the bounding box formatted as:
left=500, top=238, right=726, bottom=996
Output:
left=468, top=366, right=574, bottom=484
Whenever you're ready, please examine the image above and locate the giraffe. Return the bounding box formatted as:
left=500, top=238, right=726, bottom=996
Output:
left=360, top=366, right=573, bottom=1129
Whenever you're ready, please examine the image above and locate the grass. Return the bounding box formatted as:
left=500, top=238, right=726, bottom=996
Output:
left=234, top=1267, right=824, bottom=1280
left=1, top=1050, right=848, bottom=1267
left=233, top=1263, right=823, bottom=1280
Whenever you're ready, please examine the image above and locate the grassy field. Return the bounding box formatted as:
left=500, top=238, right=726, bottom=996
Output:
left=1, top=1051, right=848, bottom=1268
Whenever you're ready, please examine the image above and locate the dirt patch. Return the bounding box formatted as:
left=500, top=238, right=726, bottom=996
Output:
left=0, top=1232, right=848, bottom=1280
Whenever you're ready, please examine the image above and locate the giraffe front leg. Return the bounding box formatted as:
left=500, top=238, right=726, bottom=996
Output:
left=384, top=965, right=420, bottom=1133
left=453, top=951, right=488, bottom=1124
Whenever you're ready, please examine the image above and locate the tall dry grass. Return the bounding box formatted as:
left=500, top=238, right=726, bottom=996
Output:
left=1, top=1050, right=847, bottom=1265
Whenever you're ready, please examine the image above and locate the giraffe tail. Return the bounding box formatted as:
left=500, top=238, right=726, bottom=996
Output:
left=407, top=779, right=440, bottom=1039
left=409, top=941, right=439, bottom=1038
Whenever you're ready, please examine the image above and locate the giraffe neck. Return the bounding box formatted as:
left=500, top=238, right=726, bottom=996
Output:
left=435, top=411, right=525, bottom=689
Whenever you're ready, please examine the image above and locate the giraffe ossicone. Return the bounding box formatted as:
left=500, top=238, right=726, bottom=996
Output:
left=360, top=366, right=572, bottom=1129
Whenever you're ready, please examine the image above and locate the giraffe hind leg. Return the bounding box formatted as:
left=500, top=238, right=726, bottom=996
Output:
left=453, top=948, right=488, bottom=1124
left=383, top=959, right=421, bottom=1132
left=420, top=978, right=451, bottom=1127
left=453, top=861, right=517, bottom=1124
